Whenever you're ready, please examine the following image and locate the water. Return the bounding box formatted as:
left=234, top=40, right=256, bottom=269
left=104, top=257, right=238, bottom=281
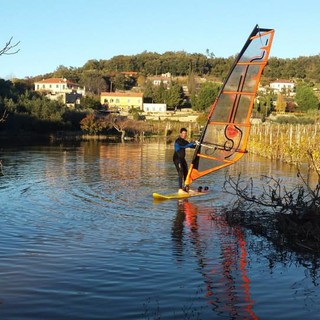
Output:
left=0, top=141, right=319, bottom=319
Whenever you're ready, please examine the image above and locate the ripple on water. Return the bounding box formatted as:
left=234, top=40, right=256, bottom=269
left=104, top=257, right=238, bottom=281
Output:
left=1, top=143, right=320, bottom=319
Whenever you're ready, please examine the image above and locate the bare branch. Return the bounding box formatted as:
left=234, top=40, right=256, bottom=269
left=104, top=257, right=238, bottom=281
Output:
left=0, top=110, right=8, bottom=123
left=0, top=37, right=20, bottom=56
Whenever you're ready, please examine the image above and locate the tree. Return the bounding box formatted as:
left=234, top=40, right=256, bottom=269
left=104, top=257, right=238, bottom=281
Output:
left=80, top=95, right=101, bottom=110
left=276, top=93, right=286, bottom=113
left=110, top=73, right=136, bottom=91
left=187, top=71, right=197, bottom=96
left=1, top=37, right=20, bottom=123
left=165, top=83, right=183, bottom=109
left=80, top=113, right=106, bottom=134
left=193, top=82, right=220, bottom=111
left=143, top=80, right=154, bottom=102
left=295, top=83, right=319, bottom=112
left=153, top=81, right=166, bottom=103
left=80, top=71, right=106, bottom=95
left=53, top=65, right=81, bottom=83
left=137, top=75, right=146, bottom=87
left=99, top=115, right=150, bottom=141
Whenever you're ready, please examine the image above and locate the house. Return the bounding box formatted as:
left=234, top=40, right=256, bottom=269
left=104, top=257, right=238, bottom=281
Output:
left=270, top=79, right=295, bottom=95
left=100, top=92, right=143, bottom=112
left=143, top=103, right=167, bottom=113
left=149, top=72, right=172, bottom=87
left=150, top=76, right=171, bottom=87
left=34, top=78, right=85, bottom=107
left=65, top=92, right=82, bottom=108
left=34, top=78, right=85, bottom=95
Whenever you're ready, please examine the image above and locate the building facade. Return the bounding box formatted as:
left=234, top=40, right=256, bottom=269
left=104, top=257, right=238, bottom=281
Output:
left=100, top=92, right=143, bottom=112
left=143, top=103, right=167, bottom=112
left=34, top=78, right=85, bottom=107
left=34, top=78, right=85, bottom=95
left=270, top=79, right=295, bottom=95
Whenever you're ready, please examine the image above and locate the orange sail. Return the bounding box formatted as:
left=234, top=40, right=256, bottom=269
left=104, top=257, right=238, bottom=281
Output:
left=185, top=25, right=275, bottom=186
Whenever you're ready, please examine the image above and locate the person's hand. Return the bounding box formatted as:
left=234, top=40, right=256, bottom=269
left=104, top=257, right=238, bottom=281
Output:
left=195, top=140, right=200, bottom=146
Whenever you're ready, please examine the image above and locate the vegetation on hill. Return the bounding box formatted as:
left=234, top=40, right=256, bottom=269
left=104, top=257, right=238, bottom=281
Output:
left=37, top=52, right=320, bottom=94
left=0, top=78, right=87, bottom=134
left=1, top=50, right=320, bottom=137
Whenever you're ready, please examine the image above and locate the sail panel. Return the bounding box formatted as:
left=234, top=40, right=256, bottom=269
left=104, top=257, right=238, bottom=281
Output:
left=185, top=25, right=274, bottom=186
left=234, top=94, right=253, bottom=123
left=224, top=64, right=260, bottom=93
left=239, top=30, right=272, bottom=63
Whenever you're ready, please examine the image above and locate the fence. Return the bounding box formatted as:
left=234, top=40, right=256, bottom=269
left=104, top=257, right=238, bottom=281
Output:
left=248, top=123, right=320, bottom=166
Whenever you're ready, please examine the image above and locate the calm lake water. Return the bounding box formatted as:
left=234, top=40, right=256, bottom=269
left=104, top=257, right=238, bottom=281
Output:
left=0, top=140, right=319, bottom=319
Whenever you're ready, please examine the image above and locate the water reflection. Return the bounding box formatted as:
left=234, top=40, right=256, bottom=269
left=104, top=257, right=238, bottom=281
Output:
left=172, top=199, right=259, bottom=319
left=1, top=141, right=320, bottom=319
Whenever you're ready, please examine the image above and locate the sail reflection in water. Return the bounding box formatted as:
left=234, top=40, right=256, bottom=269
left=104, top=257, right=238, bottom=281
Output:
left=172, top=200, right=258, bottom=319
left=1, top=142, right=320, bottom=319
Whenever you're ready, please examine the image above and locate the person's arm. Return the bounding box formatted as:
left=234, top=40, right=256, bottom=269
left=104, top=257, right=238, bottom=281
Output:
left=175, top=141, right=194, bottom=151
left=184, top=142, right=196, bottom=149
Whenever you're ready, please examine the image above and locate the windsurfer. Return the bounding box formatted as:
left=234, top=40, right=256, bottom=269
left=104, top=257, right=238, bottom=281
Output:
left=173, top=128, right=197, bottom=194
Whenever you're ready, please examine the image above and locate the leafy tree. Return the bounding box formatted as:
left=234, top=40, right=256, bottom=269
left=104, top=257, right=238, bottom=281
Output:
left=153, top=81, right=166, bottom=103
left=80, top=113, right=106, bottom=134
left=81, top=95, right=101, bottom=110
left=143, top=80, right=154, bottom=102
left=295, top=83, right=319, bottom=111
left=137, top=75, right=146, bottom=87
left=165, top=83, right=183, bottom=109
left=82, top=59, right=102, bottom=71
left=193, top=82, right=220, bottom=111
left=111, top=73, right=126, bottom=90
left=187, top=71, right=197, bottom=96
left=53, top=65, right=81, bottom=83
left=255, top=94, right=275, bottom=118
left=80, top=71, right=106, bottom=95
left=276, top=93, right=286, bottom=113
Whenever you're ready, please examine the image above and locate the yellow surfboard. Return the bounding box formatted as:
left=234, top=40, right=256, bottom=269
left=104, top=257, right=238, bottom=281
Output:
left=153, top=189, right=209, bottom=200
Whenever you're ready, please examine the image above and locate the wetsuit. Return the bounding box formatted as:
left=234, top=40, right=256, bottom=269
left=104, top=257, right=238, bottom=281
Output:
left=173, top=137, right=195, bottom=189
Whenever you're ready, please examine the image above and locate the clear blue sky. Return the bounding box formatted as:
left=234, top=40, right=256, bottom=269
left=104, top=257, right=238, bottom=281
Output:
left=1, top=0, right=319, bottom=79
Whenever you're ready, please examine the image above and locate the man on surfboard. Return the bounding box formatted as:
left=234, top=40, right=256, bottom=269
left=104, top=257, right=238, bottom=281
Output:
left=173, top=128, right=196, bottom=194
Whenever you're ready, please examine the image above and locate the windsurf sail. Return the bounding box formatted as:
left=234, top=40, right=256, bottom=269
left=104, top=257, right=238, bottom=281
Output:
left=185, top=25, right=275, bottom=186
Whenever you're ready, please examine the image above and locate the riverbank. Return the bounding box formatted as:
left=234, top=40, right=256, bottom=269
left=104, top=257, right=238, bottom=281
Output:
left=1, top=121, right=320, bottom=168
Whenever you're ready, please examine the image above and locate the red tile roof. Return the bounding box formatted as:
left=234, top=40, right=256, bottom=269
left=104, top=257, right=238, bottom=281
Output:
left=36, top=78, right=67, bottom=83
left=271, top=79, right=294, bottom=84
left=101, top=92, right=143, bottom=97
left=35, top=77, right=83, bottom=87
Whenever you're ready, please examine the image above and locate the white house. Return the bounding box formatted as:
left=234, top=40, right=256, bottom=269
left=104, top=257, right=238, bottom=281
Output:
left=34, top=78, right=85, bottom=107
left=34, top=78, right=86, bottom=96
left=270, top=79, right=295, bottom=95
left=143, top=103, right=167, bottom=112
